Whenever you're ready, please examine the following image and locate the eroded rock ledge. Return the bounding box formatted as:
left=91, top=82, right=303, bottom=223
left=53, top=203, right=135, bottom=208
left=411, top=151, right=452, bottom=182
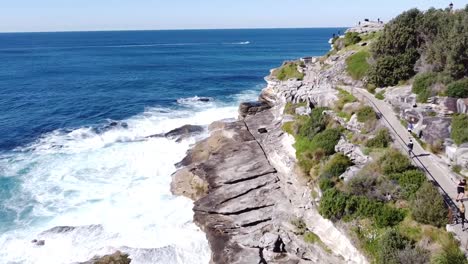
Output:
left=172, top=98, right=366, bottom=263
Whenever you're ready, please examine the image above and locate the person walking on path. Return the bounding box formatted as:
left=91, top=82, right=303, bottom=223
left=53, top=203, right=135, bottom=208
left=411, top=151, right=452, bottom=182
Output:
left=407, top=139, right=414, bottom=157
left=459, top=202, right=466, bottom=230
left=407, top=122, right=414, bottom=133
left=457, top=179, right=467, bottom=201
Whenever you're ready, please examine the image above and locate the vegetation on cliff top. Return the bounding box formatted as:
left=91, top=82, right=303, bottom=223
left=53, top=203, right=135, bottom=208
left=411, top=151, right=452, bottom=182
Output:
left=369, top=6, right=468, bottom=88
left=273, top=61, right=305, bottom=81
left=282, top=102, right=464, bottom=263
left=451, top=114, right=468, bottom=145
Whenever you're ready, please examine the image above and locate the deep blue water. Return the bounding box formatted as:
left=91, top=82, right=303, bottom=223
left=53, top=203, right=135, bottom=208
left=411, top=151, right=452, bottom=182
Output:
left=0, top=28, right=342, bottom=151
left=0, top=28, right=344, bottom=263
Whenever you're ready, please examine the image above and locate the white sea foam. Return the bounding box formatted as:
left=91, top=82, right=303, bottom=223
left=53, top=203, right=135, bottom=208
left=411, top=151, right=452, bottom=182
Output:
left=0, top=90, right=259, bottom=264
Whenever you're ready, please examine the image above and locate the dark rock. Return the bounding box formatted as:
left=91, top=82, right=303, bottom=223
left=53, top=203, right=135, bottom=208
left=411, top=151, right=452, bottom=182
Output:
left=80, top=251, right=131, bottom=264
left=238, top=101, right=271, bottom=118
left=35, top=240, right=45, bottom=246
left=40, top=224, right=103, bottom=235
left=147, top=125, right=204, bottom=142
left=165, top=125, right=203, bottom=139
left=258, top=128, right=268, bottom=134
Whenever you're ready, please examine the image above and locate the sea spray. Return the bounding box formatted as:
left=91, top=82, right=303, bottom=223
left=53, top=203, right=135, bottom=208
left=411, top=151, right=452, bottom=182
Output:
left=0, top=91, right=256, bottom=264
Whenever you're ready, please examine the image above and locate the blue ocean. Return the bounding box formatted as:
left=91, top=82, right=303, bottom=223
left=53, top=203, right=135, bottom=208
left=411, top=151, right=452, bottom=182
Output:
left=0, top=28, right=341, bottom=263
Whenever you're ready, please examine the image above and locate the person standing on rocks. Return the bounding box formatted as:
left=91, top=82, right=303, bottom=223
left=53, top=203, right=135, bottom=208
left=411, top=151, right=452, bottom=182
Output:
left=407, top=139, right=414, bottom=157
left=456, top=179, right=466, bottom=201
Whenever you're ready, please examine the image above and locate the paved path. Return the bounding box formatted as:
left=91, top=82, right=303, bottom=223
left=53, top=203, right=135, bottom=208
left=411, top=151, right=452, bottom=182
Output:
left=340, top=86, right=468, bottom=250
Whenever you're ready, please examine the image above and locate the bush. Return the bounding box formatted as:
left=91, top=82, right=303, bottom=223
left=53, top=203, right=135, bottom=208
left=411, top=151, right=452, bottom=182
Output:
left=319, top=188, right=349, bottom=220
left=374, top=205, right=405, bottom=228
left=397, top=245, right=430, bottom=264
left=410, top=182, right=448, bottom=227
left=389, top=170, right=426, bottom=199
left=451, top=114, right=468, bottom=145
left=321, top=153, right=353, bottom=179
left=346, top=51, right=370, bottom=80
left=375, top=229, right=410, bottom=264
left=412, top=73, right=438, bottom=102
left=306, top=128, right=342, bottom=156
left=432, top=238, right=468, bottom=264
left=357, top=106, right=377, bottom=122
left=447, top=78, right=468, bottom=98
left=336, top=88, right=357, bottom=111
left=319, top=177, right=335, bottom=191
left=365, top=128, right=392, bottom=148
left=344, top=32, right=362, bottom=47
left=274, top=62, right=304, bottom=81
left=379, top=149, right=412, bottom=175
left=296, top=107, right=329, bottom=139
left=375, top=91, right=385, bottom=100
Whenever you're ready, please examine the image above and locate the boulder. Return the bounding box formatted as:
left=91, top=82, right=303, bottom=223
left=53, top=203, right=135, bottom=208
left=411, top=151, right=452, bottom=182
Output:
left=147, top=124, right=204, bottom=142
left=80, top=251, right=131, bottom=264
left=170, top=167, right=208, bottom=200
left=335, top=137, right=370, bottom=165
left=238, top=101, right=271, bottom=118
left=455, top=143, right=468, bottom=170
left=295, top=106, right=311, bottom=116
left=421, top=117, right=451, bottom=145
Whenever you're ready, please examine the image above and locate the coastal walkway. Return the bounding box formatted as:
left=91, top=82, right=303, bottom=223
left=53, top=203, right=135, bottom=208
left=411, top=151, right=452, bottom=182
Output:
left=340, top=85, right=468, bottom=250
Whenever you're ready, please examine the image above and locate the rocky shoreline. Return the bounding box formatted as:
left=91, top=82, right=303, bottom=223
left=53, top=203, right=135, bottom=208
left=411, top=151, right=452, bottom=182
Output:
left=171, top=52, right=368, bottom=263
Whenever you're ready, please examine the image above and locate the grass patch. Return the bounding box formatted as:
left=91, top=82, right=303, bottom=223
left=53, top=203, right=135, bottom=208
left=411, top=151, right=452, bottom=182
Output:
left=451, top=114, right=468, bottom=145
left=346, top=50, right=370, bottom=80
left=273, top=62, right=304, bottom=81
left=336, top=88, right=357, bottom=111
left=375, top=91, right=385, bottom=100
left=284, top=102, right=307, bottom=115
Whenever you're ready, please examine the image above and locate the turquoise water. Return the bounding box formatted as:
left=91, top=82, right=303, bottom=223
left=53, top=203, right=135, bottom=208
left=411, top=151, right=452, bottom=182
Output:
left=0, top=28, right=342, bottom=263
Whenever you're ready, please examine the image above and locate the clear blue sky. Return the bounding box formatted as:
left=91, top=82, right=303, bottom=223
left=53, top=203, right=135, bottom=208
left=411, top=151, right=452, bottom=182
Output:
left=0, top=0, right=464, bottom=32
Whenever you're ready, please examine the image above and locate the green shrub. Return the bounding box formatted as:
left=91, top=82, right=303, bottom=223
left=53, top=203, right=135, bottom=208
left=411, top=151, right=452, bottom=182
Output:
left=274, top=62, right=304, bottom=81
left=375, top=91, right=385, bottom=100
left=303, top=231, right=320, bottom=244
left=374, top=205, right=405, bottom=228
left=296, top=107, right=329, bottom=139
left=375, top=229, right=410, bottom=264
left=319, top=188, right=348, bottom=220
left=320, top=188, right=404, bottom=227
left=410, top=182, right=448, bottom=227
left=365, top=128, right=392, bottom=148
left=308, top=129, right=342, bottom=155
left=389, top=170, right=426, bottom=199
left=432, top=238, right=468, bottom=264
left=346, top=51, right=370, bottom=80
left=344, top=32, right=362, bottom=47
left=451, top=114, right=468, bottom=145
left=412, top=73, right=437, bottom=94
left=412, top=73, right=438, bottom=103
left=336, top=88, right=357, bottom=111
left=319, top=177, right=335, bottom=191
left=357, top=106, right=377, bottom=122
left=321, top=153, right=353, bottom=179
left=447, top=78, right=468, bottom=98
left=379, top=149, right=412, bottom=174
left=368, top=51, right=419, bottom=87
left=283, top=102, right=307, bottom=115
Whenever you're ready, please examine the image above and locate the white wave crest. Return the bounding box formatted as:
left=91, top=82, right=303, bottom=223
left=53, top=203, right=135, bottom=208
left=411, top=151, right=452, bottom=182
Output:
left=0, top=89, right=259, bottom=264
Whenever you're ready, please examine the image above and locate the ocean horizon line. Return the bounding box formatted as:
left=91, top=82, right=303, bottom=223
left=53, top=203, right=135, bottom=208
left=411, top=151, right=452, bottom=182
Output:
left=0, top=26, right=349, bottom=34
